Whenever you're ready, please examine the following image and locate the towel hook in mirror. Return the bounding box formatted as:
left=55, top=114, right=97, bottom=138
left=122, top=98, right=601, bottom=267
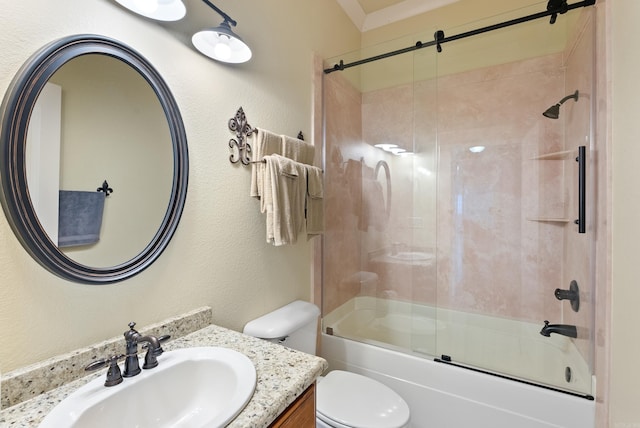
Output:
left=97, top=180, right=113, bottom=197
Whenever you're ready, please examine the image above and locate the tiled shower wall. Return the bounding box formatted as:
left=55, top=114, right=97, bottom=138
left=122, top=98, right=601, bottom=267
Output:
left=322, top=70, right=367, bottom=314
left=436, top=53, right=568, bottom=323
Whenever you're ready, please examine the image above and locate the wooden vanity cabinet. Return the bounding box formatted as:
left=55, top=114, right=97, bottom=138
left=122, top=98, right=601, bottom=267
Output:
left=269, top=383, right=316, bottom=427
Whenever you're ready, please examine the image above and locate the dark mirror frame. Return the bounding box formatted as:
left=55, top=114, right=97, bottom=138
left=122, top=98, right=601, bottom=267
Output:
left=0, top=34, right=189, bottom=284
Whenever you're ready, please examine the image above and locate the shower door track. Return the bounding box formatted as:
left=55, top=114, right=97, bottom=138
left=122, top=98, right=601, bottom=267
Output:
left=324, top=0, right=596, bottom=74
left=434, top=356, right=595, bottom=401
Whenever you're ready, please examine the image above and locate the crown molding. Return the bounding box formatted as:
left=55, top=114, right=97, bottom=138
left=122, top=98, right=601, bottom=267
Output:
left=337, top=0, right=460, bottom=32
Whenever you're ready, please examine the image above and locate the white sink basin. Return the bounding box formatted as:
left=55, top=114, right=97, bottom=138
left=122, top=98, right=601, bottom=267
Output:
left=39, top=347, right=256, bottom=428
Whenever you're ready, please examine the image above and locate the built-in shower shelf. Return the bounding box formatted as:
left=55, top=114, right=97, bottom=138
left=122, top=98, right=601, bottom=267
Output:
left=526, top=217, right=573, bottom=223
left=528, top=149, right=577, bottom=226
left=530, top=150, right=576, bottom=160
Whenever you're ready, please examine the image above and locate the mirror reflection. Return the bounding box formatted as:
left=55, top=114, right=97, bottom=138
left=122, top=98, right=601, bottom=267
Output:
left=0, top=34, right=188, bottom=284
left=26, top=54, right=174, bottom=268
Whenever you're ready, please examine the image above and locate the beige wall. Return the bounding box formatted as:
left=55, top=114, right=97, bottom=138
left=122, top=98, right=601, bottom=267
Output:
left=0, top=0, right=360, bottom=373
left=356, top=0, right=577, bottom=89
left=2, top=0, right=638, bottom=425
left=361, top=0, right=574, bottom=49
left=611, top=1, right=640, bottom=427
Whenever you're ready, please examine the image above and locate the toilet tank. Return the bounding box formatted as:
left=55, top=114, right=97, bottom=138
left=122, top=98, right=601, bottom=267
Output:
left=243, top=300, right=320, bottom=355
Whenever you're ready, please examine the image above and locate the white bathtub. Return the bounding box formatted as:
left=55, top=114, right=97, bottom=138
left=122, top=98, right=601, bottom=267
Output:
left=321, top=297, right=595, bottom=428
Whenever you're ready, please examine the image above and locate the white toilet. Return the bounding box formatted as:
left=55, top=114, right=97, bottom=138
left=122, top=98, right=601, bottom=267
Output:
left=243, top=300, right=411, bottom=428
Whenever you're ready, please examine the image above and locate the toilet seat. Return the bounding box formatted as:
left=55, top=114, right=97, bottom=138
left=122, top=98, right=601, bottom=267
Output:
left=316, top=370, right=410, bottom=428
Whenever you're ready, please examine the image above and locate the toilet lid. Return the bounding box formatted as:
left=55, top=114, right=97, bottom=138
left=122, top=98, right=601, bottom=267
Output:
left=316, top=370, right=410, bottom=428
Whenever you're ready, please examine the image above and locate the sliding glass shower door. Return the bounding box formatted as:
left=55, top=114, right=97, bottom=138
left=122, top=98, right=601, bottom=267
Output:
left=417, top=6, right=595, bottom=396
left=322, top=32, right=439, bottom=356
left=322, top=2, right=595, bottom=398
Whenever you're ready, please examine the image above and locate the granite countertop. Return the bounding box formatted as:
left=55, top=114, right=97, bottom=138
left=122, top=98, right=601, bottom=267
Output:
left=0, top=323, right=328, bottom=427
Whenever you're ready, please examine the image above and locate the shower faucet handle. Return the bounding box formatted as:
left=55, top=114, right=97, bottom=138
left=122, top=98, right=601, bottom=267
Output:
left=554, top=280, right=580, bottom=312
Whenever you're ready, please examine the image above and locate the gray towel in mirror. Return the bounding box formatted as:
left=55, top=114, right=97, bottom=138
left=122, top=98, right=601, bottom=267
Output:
left=58, top=190, right=105, bottom=247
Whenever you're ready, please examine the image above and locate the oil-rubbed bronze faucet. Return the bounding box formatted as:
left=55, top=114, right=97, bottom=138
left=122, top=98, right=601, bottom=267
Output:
left=123, top=322, right=170, bottom=377
left=539, top=320, right=577, bottom=338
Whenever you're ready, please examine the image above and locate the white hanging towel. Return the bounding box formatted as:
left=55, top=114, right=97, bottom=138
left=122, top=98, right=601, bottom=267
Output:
left=250, top=128, right=281, bottom=203
left=263, top=154, right=307, bottom=246
left=305, top=165, right=324, bottom=238
left=281, top=134, right=315, bottom=165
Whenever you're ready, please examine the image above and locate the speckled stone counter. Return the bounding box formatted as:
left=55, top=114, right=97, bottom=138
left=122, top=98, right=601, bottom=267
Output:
left=1, top=307, right=213, bottom=410
left=0, top=318, right=328, bottom=427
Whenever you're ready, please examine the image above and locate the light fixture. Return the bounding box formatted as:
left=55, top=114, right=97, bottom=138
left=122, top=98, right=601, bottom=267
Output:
left=113, top=0, right=251, bottom=64
left=191, top=0, right=252, bottom=63
left=115, top=0, right=186, bottom=21
left=469, top=145, right=485, bottom=153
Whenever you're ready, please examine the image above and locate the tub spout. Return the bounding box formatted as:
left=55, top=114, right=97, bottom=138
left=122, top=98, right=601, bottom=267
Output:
left=540, top=320, right=577, bottom=338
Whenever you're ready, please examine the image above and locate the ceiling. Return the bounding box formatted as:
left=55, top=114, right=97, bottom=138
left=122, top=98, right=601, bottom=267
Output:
left=336, top=0, right=461, bottom=32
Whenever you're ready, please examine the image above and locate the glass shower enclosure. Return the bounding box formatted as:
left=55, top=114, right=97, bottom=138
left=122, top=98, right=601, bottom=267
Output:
left=321, top=2, right=595, bottom=397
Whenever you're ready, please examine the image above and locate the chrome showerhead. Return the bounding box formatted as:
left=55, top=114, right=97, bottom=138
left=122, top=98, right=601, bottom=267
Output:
left=542, top=90, right=579, bottom=119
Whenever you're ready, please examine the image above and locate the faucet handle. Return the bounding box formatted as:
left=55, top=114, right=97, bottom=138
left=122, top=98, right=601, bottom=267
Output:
left=141, top=334, right=171, bottom=369
left=124, top=321, right=140, bottom=341
left=127, top=321, right=138, bottom=333
left=85, top=354, right=125, bottom=387
left=554, top=280, right=580, bottom=312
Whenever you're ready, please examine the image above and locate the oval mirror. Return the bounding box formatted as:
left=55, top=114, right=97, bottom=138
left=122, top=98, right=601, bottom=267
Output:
left=0, top=34, right=189, bottom=284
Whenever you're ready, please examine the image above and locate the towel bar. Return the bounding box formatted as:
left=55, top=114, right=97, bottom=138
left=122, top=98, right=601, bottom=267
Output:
left=250, top=157, right=323, bottom=173
left=228, top=107, right=305, bottom=166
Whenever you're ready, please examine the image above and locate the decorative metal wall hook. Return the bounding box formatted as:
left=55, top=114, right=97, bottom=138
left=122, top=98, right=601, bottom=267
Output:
left=228, top=106, right=306, bottom=166
left=97, top=180, right=113, bottom=196
left=228, top=107, right=255, bottom=165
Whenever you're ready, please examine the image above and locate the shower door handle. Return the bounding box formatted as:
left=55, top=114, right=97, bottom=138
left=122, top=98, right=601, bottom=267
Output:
left=575, top=146, right=586, bottom=234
